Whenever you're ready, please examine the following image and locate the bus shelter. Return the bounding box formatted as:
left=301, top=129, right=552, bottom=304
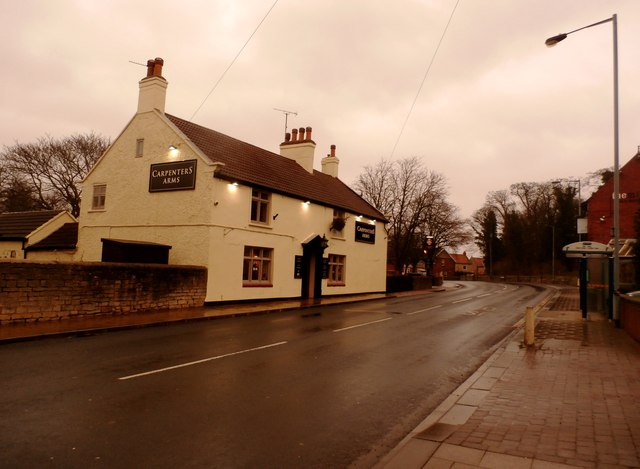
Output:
left=563, top=241, right=613, bottom=319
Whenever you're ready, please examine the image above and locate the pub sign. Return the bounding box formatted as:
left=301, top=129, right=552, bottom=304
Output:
left=355, top=220, right=376, bottom=244
left=149, top=159, right=197, bottom=192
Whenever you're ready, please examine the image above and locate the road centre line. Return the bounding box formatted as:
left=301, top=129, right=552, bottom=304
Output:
left=118, top=341, right=288, bottom=381
left=407, top=305, right=443, bottom=315
left=333, top=317, right=392, bottom=333
left=452, top=298, right=473, bottom=304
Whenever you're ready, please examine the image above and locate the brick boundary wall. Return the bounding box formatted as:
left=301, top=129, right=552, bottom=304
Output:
left=620, top=294, right=640, bottom=343
left=0, top=260, right=207, bottom=324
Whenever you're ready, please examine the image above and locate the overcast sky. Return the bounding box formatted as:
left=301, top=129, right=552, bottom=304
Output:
left=3, top=0, right=639, bottom=219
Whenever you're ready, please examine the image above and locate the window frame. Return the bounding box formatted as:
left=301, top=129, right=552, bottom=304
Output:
left=331, top=209, right=346, bottom=236
left=242, top=246, right=273, bottom=287
left=250, top=189, right=271, bottom=225
left=91, top=184, right=107, bottom=211
left=136, top=138, right=144, bottom=158
left=327, top=254, right=346, bottom=286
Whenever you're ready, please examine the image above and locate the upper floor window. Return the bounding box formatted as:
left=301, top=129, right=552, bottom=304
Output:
left=136, top=139, right=144, bottom=157
left=331, top=209, right=346, bottom=234
left=251, top=189, right=270, bottom=224
left=92, top=184, right=107, bottom=210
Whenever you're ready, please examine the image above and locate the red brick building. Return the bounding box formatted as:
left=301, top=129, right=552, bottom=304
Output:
left=433, top=250, right=474, bottom=279
left=586, top=150, right=640, bottom=244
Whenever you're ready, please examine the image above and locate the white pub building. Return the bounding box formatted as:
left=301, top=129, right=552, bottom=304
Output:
left=75, top=58, right=387, bottom=303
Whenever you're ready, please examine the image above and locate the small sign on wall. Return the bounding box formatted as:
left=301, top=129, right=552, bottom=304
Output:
left=294, top=255, right=303, bottom=279
left=355, top=221, right=376, bottom=244
left=149, top=159, right=197, bottom=192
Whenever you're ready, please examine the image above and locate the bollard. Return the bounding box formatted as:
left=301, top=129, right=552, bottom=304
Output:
left=524, top=306, right=535, bottom=346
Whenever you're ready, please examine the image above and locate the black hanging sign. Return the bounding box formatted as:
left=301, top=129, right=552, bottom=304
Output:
left=355, top=220, right=376, bottom=244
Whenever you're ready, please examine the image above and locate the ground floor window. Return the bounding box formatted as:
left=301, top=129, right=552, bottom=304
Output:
left=328, top=254, right=346, bottom=286
left=243, top=246, right=273, bottom=286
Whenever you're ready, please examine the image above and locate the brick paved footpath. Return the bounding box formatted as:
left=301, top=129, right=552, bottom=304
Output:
left=378, top=288, right=640, bottom=469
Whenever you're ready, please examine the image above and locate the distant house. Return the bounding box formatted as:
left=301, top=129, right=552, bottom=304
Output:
left=75, top=57, right=387, bottom=303
left=433, top=250, right=473, bottom=279
left=471, top=257, right=485, bottom=276
left=0, top=210, right=78, bottom=261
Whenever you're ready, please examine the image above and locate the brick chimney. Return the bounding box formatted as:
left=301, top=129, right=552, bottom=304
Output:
left=321, top=144, right=340, bottom=177
left=137, top=57, right=168, bottom=114
left=279, top=126, right=315, bottom=173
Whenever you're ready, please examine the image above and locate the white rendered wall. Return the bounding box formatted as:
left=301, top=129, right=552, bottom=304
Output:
left=76, top=111, right=387, bottom=302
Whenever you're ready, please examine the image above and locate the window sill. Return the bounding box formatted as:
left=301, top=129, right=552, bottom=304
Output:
left=242, top=282, right=273, bottom=288
left=88, top=209, right=106, bottom=213
left=248, top=222, right=272, bottom=230
left=327, top=282, right=346, bottom=287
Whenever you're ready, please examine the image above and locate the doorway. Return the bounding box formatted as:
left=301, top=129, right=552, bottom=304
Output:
left=301, top=235, right=328, bottom=299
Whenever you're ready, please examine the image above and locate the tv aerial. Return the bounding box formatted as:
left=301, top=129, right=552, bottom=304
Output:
left=273, top=108, right=298, bottom=134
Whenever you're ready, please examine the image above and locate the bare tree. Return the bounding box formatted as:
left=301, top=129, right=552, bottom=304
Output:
left=354, top=156, right=468, bottom=273
left=0, top=133, right=109, bottom=216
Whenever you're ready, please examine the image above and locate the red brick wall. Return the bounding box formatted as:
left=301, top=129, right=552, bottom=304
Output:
left=621, top=294, right=640, bottom=343
left=0, top=260, right=207, bottom=324
left=587, top=154, right=640, bottom=244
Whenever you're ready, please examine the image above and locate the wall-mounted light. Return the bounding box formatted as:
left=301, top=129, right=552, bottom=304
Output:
left=168, top=145, right=178, bottom=151
left=228, top=181, right=239, bottom=191
left=369, top=219, right=376, bottom=225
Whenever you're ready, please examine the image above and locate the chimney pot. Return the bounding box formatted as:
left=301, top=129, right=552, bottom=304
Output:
left=152, top=57, right=164, bottom=77
left=285, top=132, right=291, bottom=142
left=306, top=126, right=312, bottom=141
left=146, top=59, right=155, bottom=78
left=291, top=128, right=298, bottom=142
left=330, top=144, right=336, bottom=158
left=299, top=127, right=306, bottom=141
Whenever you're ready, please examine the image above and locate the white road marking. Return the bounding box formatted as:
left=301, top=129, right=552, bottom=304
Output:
left=452, top=298, right=473, bottom=304
left=476, top=293, right=492, bottom=298
left=407, top=305, right=443, bottom=315
left=332, top=317, right=392, bottom=333
left=118, top=341, right=288, bottom=381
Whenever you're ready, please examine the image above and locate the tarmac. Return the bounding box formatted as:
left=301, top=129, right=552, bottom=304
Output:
left=2, top=286, right=640, bottom=468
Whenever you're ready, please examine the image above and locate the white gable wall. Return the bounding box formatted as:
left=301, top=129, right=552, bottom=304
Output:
left=76, top=110, right=215, bottom=267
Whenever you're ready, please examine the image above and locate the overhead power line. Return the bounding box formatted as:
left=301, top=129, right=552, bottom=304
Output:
left=390, top=0, right=462, bottom=158
left=190, top=0, right=280, bottom=120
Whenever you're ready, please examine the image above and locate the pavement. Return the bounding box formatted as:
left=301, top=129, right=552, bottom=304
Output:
left=2, top=285, right=640, bottom=468
left=376, top=287, right=640, bottom=469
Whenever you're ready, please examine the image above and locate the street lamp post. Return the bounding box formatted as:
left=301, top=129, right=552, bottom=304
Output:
left=545, top=14, right=620, bottom=322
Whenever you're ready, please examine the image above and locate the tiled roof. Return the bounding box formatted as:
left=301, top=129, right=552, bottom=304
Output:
left=0, top=210, right=62, bottom=239
left=27, top=222, right=78, bottom=250
left=166, top=114, right=386, bottom=221
left=450, top=253, right=471, bottom=264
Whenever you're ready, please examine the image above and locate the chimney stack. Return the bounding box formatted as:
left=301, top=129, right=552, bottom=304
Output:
left=279, top=125, right=316, bottom=173
left=321, top=144, right=340, bottom=178
left=137, top=57, right=168, bottom=114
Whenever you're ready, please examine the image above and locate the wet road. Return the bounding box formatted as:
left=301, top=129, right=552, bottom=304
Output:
left=0, top=281, right=550, bottom=468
